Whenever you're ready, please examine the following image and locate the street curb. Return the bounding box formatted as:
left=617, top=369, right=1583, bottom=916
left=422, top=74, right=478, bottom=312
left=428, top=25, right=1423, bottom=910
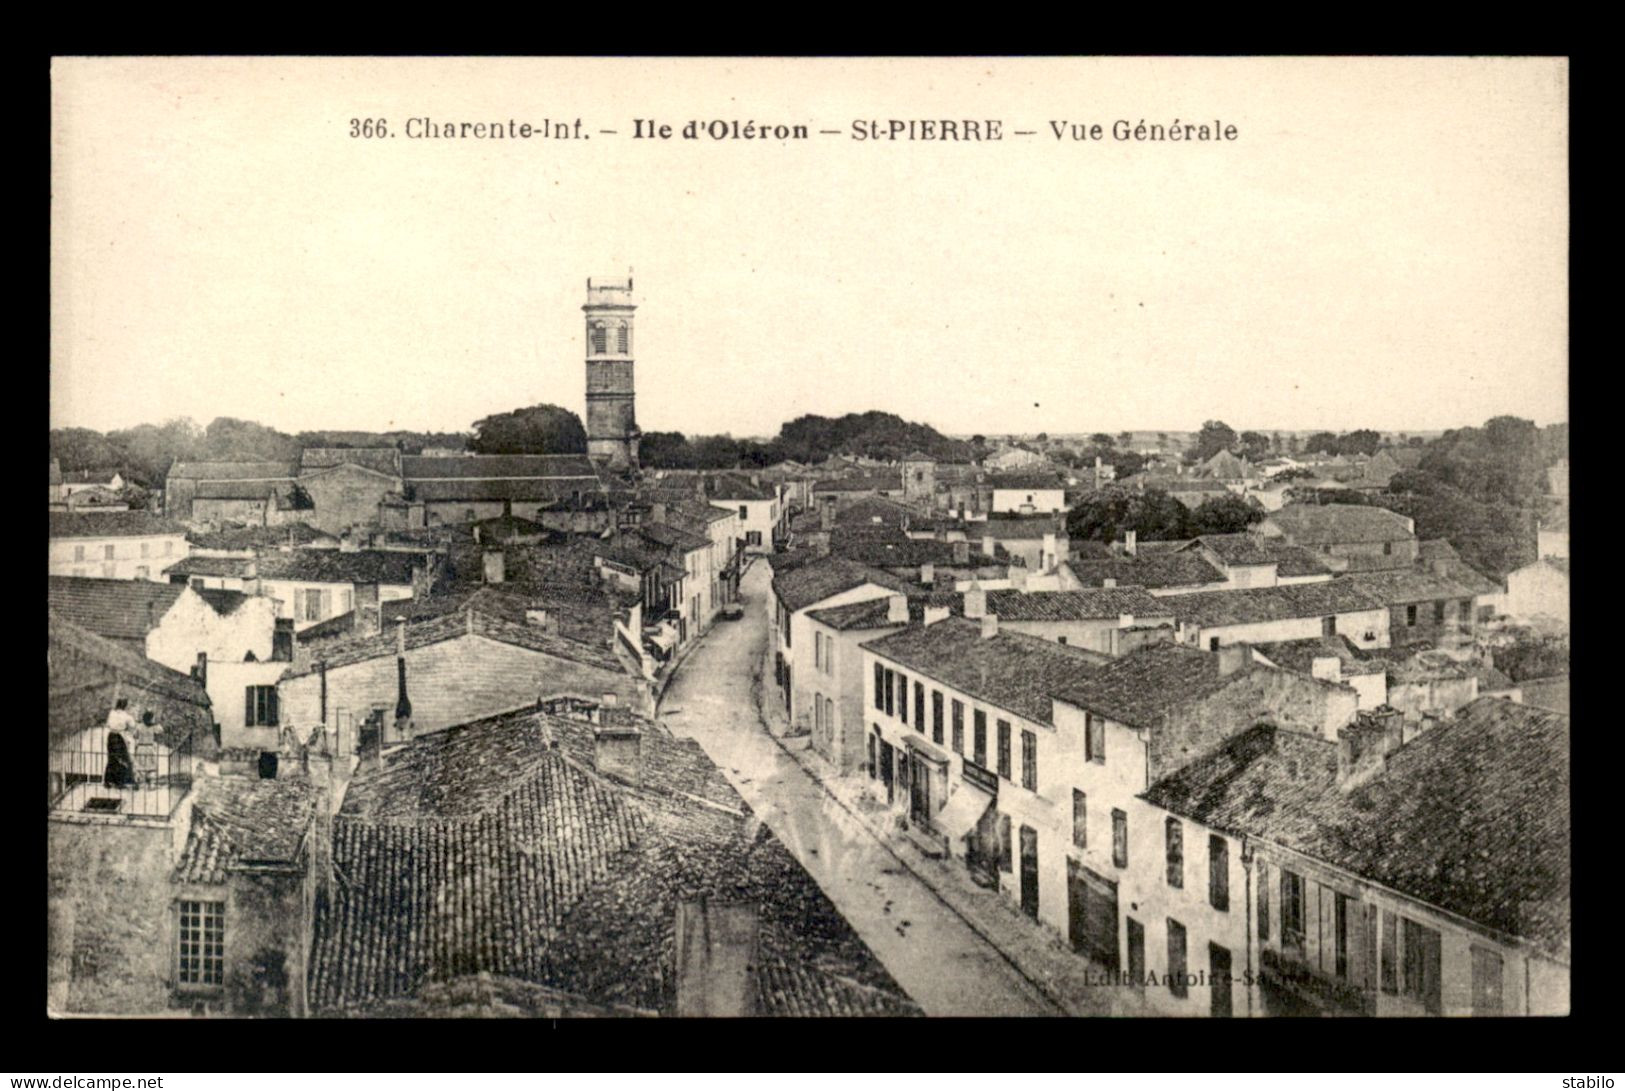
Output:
left=754, top=702, right=1073, bottom=1017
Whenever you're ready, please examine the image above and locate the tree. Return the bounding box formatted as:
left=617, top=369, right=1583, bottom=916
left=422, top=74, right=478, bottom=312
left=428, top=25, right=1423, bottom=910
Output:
left=1195, top=420, right=1238, bottom=462
left=1418, top=416, right=1544, bottom=508
left=1190, top=493, right=1266, bottom=535
left=639, top=431, right=696, bottom=469
left=1341, top=429, right=1381, bottom=457
left=1117, top=432, right=1134, bottom=449
left=49, top=427, right=121, bottom=472
left=1066, top=485, right=1191, bottom=544
left=202, top=417, right=300, bottom=461
left=1378, top=469, right=1537, bottom=579
left=1237, top=431, right=1271, bottom=461
left=1303, top=432, right=1340, bottom=456
left=1089, top=432, right=1114, bottom=448
left=470, top=404, right=587, bottom=455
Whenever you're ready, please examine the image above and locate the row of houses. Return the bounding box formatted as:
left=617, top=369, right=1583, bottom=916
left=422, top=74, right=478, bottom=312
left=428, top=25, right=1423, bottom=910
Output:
left=764, top=491, right=1569, bottom=1016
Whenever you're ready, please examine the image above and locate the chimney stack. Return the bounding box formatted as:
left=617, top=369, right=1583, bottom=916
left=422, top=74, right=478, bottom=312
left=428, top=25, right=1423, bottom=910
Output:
left=920, top=562, right=935, bottom=586
left=393, top=618, right=413, bottom=738
left=821, top=498, right=836, bottom=530
left=593, top=724, right=643, bottom=787
left=1311, top=655, right=1342, bottom=685
left=194, top=651, right=208, bottom=688
left=1117, top=613, right=1135, bottom=629
left=1125, top=529, right=1138, bottom=557
left=886, top=594, right=909, bottom=624
left=1103, top=577, right=1118, bottom=589
left=981, top=535, right=996, bottom=560
left=964, top=586, right=987, bottom=619
left=339, top=530, right=359, bottom=553
left=483, top=549, right=505, bottom=584
left=1216, top=643, right=1253, bottom=676
left=980, top=613, right=1000, bottom=640
left=1009, top=568, right=1028, bottom=590
left=410, top=560, right=432, bottom=602
left=1336, top=708, right=1404, bottom=792
left=923, top=604, right=952, bottom=626
left=1042, top=533, right=1057, bottom=572
left=357, top=710, right=382, bottom=775
left=356, top=582, right=382, bottom=637
left=243, top=559, right=261, bottom=597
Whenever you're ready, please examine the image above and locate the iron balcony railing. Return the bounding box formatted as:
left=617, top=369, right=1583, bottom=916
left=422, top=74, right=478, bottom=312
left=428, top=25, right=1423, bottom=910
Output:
left=49, top=731, right=195, bottom=818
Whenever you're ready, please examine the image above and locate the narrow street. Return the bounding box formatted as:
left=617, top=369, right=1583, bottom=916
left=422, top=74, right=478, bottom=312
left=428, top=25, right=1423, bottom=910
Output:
left=659, top=560, right=1061, bottom=1016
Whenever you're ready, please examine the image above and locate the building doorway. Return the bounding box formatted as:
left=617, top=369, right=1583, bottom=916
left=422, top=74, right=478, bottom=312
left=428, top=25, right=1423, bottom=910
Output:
left=1019, top=825, right=1039, bottom=920
left=1210, top=943, right=1233, bottom=1018
left=1067, top=859, right=1120, bottom=972
left=879, top=741, right=895, bottom=805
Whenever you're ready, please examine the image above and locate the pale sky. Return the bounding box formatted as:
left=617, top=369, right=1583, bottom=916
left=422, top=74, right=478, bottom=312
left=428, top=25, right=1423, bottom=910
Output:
left=50, top=57, right=1568, bottom=440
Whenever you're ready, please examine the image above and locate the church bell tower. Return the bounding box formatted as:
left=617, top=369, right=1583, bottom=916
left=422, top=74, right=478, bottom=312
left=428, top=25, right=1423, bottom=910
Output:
left=583, top=275, right=639, bottom=471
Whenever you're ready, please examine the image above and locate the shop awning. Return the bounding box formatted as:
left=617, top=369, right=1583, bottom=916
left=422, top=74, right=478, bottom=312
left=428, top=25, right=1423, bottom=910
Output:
left=933, top=780, right=995, bottom=842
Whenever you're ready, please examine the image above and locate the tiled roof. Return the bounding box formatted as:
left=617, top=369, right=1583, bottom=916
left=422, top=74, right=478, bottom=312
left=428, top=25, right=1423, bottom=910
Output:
left=49, top=511, right=189, bottom=539
left=300, top=448, right=403, bottom=476
left=635, top=521, right=711, bottom=553
left=1142, top=698, right=1571, bottom=960
left=1165, top=581, right=1388, bottom=629
left=1343, top=569, right=1479, bottom=605
left=1252, top=635, right=1385, bottom=677
left=470, top=514, right=552, bottom=541
left=1264, top=543, right=1337, bottom=578
left=47, top=613, right=213, bottom=752
left=1049, top=643, right=1250, bottom=726
left=983, top=587, right=1171, bottom=622
left=400, top=455, right=601, bottom=480
left=174, top=776, right=320, bottom=883
left=964, top=516, right=1068, bottom=540
left=192, top=479, right=290, bottom=501
left=810, top=474, right=903, bottom=494
left=309, top=709, right=917, bottom=1016
left=706, top=473, right=781, bottom=501
left=986, top=473, right=1067, bottom=490
left=831, top=538, right=998, bottom=569
left=62, top=469, right=121, bottom=485
left=1187, top=533, right=1277, bottom=566
left=1066, top=554, right=1227, bottom=590
left=408, top=478, right=603, bottom=503
left=772, top=555, right=915, bottom=613
left=256, top=549, right=421, bottom=586
left=1266, top=504, right=1415, bottom=545
left=186, top=523, right=338, bottom=550
left=862, top=617, right=1108, bottom=724
left=162, top=555, right=255, bottom=579
left=47, top=577, right=185, bottom=643
left=285, top=607, right=626, bottom=678
left=167, top=461, right=298, bottom=481
left=807, top=592, right=965, bottom=631
left=300, top=582, right=624, bottom=648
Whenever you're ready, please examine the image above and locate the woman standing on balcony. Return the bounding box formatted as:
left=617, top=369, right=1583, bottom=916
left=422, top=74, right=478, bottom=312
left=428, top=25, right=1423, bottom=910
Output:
left=103, top=698, right=136, bottom=788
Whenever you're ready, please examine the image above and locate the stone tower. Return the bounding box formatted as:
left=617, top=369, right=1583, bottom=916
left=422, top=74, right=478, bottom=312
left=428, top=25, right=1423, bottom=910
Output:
left=583, top=275, right=639, bottom=470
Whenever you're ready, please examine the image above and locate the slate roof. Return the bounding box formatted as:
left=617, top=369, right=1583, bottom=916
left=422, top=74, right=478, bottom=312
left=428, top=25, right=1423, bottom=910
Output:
left=174, top=776, right=321, bottom=882
left=300, top=448, right=403, bottom=476
left=983, top=587, right=1171, bottom=622
left=1066, top=554, right=1227, bottom=590
left=772, top=556, right=915, bottom=613
left=47, top=577, right=186, bottom=643
left=1266, top=504, right=1415, bottom=545
left=1252, top=635, right=1386, bottom=677
left=49, top=511, right=189, bottom=539
left=807, top=592, right=965, bottom=631
left=308, top=708, right=918, bottom=1016
left=861, top=617, right=1108, bottom=725
left=48, top=613, right=214, bottom=752
left=168, top=460, right=300, bottom=481
left=1142, top=698, right=1571, bottom=960
left=284, top=607, right=626, bottom=678
left=1165, top=581, right=1389, bottom=629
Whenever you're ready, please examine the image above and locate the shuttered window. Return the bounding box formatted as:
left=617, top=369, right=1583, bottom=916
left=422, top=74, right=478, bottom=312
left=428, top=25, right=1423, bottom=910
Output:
left=1112, top=809, right=1128, bottom=868
left=1165, top=819, right=1183, bottom=888
left=1071, top=789, right=1087, bottom=849
left=1167, top=919, right=1188, bottom=998
left=932, top=691, right=944, bottom=745
left=915, top=683, right=925, bottom=733
left=973, top=710, right=987, bottom=766
left=951, top=700, right=964, bottom=754
left=996, top=720, right=1011, bottom=779
left=245, top=685, right=279, bottom=727
left=1209, top=836, right=1229, bottom=912
left=1020, top=729, right=1037, bottom=791
left=874, top=663, right=885, bottom=710
left=1086, top=713, right=1105, bottom=764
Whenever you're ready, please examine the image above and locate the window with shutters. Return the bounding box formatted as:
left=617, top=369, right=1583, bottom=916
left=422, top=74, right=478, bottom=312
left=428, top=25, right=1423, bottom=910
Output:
left=1126, top=918, right=1145, bottom=990
left=1381, top=912, right=1398, bottom=994
left=932, top=691, right=944, bottom=744
left=973, top=710, right=987, bottom=766
left=1209, top=835, right=1229, bottom=912
left=1085, top=713, right=1105, bottom=764
left=997, top=814, right=1012, bottom=873
left=1471, top=946, right=1504, bottom=1016
left=1433, top=600, right=1446, bottom=624
left=1167, top=918, right=1188, bottom=998
left=1020, top=729, right=1037, bottom=791
left=951, top=700, right=964, bottom=754
left=884, top=670, right=895, bottom=716
left=616, top=323, right=629, bottom=354
left=177, top=900, right=225, bottom=987
left=1401, top=918, right=1442, bottom=1014
left=874, top=663, right=885, bottom=710
left=1112, top=809, right=1128, bottom=868
left=1257, top=862, right=1271, bottom=940
left=996, top=720, right=1011, bottom=779
left=1165, top=818, right=1183, bottom=887
left=590, top=324, right=607, bottom=353
left=245, top=685, right=280, bottom=727
left=1281, top=870, right=1306, bottom=947
left=898, top=673, right=908, bottom=723
left=915, top=683, right=925, bottom=733
left=303, top=588, right=325, bottom=622
left=1071, top=789, right=1087, bottom=849
left=1334, top=892, right=1351, bottom=978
